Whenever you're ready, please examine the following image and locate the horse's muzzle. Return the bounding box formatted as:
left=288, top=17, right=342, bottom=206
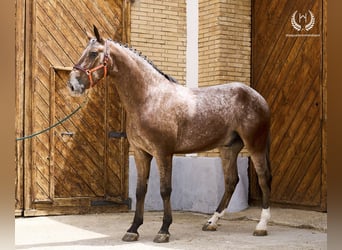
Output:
left=68, top=80, right=85, bottom=96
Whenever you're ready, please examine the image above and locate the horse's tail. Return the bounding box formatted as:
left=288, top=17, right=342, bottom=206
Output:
left=266, top=132, right=272, bottom=188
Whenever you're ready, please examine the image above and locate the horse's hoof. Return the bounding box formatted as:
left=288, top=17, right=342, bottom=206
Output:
left=253, top=230, right=268, bottom=236
left=202, top=222, right=217, bottom=231
left=122, top=232, right=139, bottom=242
left=153, top=233, right=170, bottom=243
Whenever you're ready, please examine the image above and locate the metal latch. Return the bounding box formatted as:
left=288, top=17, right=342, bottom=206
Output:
left=61, top=131, right=75, bottom=137
left=108, top=131, right=127, bottom=138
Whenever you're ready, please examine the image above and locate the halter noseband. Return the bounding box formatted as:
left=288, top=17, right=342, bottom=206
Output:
left=73, top=39, right=110, bottom=88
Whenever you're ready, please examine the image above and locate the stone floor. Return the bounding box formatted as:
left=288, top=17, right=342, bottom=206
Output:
left=15, top=207, right=327, bottom=250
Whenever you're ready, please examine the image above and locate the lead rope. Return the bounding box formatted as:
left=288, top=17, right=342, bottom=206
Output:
left=16, top=95, right=89, bottom=141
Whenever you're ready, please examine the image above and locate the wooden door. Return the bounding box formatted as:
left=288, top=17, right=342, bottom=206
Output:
left=250, top=0, right=327, bottom=211
left=16, top=0, right=131, bottom=216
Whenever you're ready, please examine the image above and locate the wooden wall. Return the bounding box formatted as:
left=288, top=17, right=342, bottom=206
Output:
left=250, top=0, right=327, bottom=211
left=15, top=0, right=131, bottom=216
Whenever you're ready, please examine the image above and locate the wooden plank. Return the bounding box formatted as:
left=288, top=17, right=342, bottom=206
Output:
left=270, top=79, right=320, bottom=188
left=274, top=114, right=321, bottom=203
left=23, top=0, right=36, bottom=214
left=253, top=0, right=318, bottom=94
left=21, top=0, right=130, bottom=215
left=54, top=71, right=106, bottom=154
left=36, top=1, right=78, bottom=64
left=81, top=0, right=120, bottom=37
left=251, top=0, right=325, bottom=210
left=53, top=139, right=101, bottom=197
left=53, top=1, right=91, bottom=52
left=288, top=134, right=322, bottom=204
left=122, top=0, right=131, bottom=43
left=269, top=62, right=320, bottom=198
left=24, top=202, right=129, bottom=216
left=33, top=148, right=51, bottom=201
left=15, top=0, right=26, bottom=214
left=321, top=0, right=327, bottom=211
left=252, top=0, right=297, bottom=88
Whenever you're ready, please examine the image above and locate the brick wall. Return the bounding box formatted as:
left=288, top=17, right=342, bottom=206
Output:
left=131, top=0, right=251, bottom=87
left=199, top=0, right=251, bottom=87
left=130, top=0, right=186, bottom=84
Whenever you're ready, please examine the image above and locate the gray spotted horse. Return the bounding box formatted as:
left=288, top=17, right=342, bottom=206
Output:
left=68, top=26, right=272, bottom=243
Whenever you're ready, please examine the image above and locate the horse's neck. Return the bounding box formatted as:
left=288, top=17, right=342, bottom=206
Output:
left=109, top=42, right=168, bottom=113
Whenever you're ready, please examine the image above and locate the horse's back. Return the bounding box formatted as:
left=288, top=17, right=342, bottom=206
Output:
left=191, top=82, right=269, bottom=117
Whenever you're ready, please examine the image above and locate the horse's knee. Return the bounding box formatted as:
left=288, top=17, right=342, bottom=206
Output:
left=160, top=186, right=172, bottom=199
left=136, top=185, right=147, bottom=199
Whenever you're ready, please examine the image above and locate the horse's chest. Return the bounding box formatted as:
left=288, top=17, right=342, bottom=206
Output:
left=126, top=115, right=177, bottom=151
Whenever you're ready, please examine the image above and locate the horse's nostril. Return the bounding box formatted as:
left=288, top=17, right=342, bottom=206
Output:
left=69, top=84, right=74, bottom=92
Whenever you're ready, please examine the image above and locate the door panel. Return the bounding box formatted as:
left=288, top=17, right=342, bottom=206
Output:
left=53, top=69, right=106, bottom=199
left=251, top=0, right=326, bottom=210
left=21, top=0, right=130, bottom=216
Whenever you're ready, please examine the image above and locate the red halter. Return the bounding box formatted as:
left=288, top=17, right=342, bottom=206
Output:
left=73, top=39, right=110, bottom=88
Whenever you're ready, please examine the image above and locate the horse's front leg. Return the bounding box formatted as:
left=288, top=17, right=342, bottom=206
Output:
left=154, top=154, right=173, bottom=243
left=122, top=149, right=152, bottom=242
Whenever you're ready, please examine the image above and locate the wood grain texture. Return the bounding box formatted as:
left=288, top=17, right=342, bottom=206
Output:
left=16, top=0, right=131, bottom=216
left=15, top=0, right=26, bottom=216
left=250, top=0, right=326, bottom=211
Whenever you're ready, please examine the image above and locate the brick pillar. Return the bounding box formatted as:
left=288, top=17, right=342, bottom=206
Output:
left=199, top=0, right=251, bottom=87
left=130, top=0, right=187, bottom=84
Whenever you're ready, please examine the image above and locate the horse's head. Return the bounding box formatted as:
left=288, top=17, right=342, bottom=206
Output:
left=68, top=25, right=112, bottom=96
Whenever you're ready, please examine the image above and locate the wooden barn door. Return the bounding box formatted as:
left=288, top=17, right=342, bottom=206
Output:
left=16, top=0, right=131, bottom=216
left=250, top=0, right=327, bottom=211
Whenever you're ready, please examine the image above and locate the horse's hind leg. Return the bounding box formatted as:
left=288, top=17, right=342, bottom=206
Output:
left=202, top=138, right=244, bottom=231
left=250, top=149, right=272, bottom=236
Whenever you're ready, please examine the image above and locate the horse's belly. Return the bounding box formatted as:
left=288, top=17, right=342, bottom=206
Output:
left=175, top=126, right=231, bottom=154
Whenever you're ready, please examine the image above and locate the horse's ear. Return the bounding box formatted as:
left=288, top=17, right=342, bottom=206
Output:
left=93, top=25, right=103, bottom=43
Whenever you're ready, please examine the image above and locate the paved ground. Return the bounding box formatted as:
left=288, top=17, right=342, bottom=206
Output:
left=15, top=207, right=327, bottom=250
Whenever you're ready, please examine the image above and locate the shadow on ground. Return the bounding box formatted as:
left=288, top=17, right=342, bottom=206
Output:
left=15, top=207, right=327, bottom=250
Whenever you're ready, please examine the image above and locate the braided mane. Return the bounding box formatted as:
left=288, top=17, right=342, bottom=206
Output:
left=116, top=42, right=179, bottom=84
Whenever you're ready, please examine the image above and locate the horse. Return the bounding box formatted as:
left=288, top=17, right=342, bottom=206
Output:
left=67, top=26, right=272, bottom=243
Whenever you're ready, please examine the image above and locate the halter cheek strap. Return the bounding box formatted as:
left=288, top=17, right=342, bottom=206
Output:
left=73, top=39, right=110, bottom=88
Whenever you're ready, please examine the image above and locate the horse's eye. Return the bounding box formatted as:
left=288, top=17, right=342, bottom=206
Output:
left=89, top=51, right=98, bottom=58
